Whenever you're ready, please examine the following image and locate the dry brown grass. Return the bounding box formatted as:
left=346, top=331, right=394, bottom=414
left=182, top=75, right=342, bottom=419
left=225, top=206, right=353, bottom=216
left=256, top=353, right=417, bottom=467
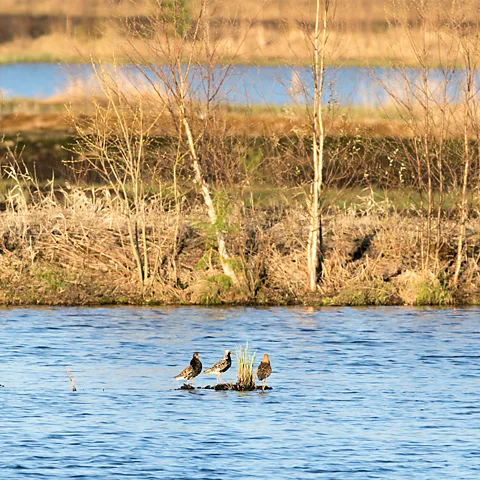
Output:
left=0, top=177, right=478, bottom=306
left=0, top=0, right=471, bottom=24
left=0, top=22, right=464, bottom=66
left=1, top=0, right=478, bottom=65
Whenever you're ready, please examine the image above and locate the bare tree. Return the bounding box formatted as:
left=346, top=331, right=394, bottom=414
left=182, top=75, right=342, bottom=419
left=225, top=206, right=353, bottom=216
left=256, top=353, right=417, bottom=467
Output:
left=70, top=0, right=265, bottom=287
left=70, top=63, right=163, bottom=284
left=118, top=0, right=268, bottom=286
left=306, top=0, right=334, bottom=292
left=452, top=3, right=480, bottom=286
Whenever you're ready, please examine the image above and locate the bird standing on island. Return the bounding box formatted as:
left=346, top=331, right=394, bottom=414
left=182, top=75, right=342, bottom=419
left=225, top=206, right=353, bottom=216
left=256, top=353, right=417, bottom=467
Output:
left=204, top=349, right=233, bottom=384
left=174, top=352, right=202, bottom=387
left=256, top=353, right=272, bottom=391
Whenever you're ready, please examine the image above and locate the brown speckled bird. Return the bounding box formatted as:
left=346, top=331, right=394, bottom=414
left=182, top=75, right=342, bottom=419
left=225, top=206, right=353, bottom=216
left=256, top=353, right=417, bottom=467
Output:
left=256, top=353, right=272, bottom=391
left=174, top=352, right=202, bottom=386
left=204, top=349, right=233, bottom=384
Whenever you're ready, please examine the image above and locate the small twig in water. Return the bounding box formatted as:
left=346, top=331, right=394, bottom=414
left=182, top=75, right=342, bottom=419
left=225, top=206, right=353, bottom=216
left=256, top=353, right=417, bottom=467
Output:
left=66, top=366, right=77, bottom=392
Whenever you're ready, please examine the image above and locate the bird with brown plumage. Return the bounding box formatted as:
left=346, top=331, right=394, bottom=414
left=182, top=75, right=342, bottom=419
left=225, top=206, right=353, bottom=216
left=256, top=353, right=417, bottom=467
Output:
left=256, top=353, right=272, bottom=391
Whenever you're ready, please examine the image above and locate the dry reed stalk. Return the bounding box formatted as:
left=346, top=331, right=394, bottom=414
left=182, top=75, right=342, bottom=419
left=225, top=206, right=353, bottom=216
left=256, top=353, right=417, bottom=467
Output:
left=66, top=366, right=77, bottom=392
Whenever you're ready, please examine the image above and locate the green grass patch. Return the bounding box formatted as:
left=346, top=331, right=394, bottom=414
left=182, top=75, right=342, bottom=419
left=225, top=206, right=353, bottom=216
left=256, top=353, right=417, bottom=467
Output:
left=35, top=269, right=66, bottom=292
left=415, top=278, right=453, bottom=306
left=207, top=274, right=232, bottom=291
left=332, top=281, right=400, bottom=306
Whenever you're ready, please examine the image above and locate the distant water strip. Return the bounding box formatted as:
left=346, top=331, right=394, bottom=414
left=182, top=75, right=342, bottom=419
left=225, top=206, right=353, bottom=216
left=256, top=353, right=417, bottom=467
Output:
left=0, top=63, right=470, bottom=107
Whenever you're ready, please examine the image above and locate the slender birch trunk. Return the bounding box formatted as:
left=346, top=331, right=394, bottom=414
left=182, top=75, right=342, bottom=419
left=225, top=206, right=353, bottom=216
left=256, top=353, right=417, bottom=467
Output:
left=307, top=0, right=329, bottom=292
left=124, top=0, right=256, bottom=287
left=174, top=0, right=239, bottom=286
left=453, top=55, right=474, bottom=287
left=180, top=110, right=239, bottom=285
left=420, top=1, right=434, bottom=270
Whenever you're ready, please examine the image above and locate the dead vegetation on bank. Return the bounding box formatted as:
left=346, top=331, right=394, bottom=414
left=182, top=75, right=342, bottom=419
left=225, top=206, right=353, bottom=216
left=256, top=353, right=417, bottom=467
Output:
left=0, top=180, right=478, bottom=306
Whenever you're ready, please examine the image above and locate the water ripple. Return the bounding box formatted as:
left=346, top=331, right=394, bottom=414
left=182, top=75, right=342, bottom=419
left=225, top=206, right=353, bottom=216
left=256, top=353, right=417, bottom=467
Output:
left=1, top=306, right=480, bottom=478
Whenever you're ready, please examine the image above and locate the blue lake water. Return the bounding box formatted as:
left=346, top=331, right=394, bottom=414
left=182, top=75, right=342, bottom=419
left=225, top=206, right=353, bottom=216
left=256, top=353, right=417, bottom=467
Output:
left=0, top=63, right=468, bottom=106
left=1, top=306, right=480, bottom=479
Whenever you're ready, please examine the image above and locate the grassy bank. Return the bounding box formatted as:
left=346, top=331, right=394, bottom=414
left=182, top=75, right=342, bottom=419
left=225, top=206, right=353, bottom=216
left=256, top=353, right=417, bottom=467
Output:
left=0, top=178, right=478, bottom=306
left=0, top=124, right=479, bottom=307
left=1, top=125, right=479, bottom=306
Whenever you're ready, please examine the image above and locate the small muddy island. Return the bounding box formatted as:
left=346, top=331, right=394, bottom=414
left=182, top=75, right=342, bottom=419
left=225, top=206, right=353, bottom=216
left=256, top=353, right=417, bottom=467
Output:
left=178, top=383, right=272, bottom=391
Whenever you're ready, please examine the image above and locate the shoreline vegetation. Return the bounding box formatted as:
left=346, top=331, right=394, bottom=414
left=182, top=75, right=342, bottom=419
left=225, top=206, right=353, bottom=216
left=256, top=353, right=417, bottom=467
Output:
left=1, top=0, right=480, bottom=306
left=0, top=129, right=479, bottom=307
left=0, top=184, right=477, bottom=307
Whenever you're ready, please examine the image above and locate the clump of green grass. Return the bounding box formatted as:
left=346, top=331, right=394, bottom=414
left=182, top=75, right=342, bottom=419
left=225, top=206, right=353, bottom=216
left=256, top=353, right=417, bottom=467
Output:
left=235, top=343, right=256, bottom=391
left=332, top=281, right=400, bottom=306
left=207, top=274, right=232, bottom=291
left=415, top=278, right=453, bottom=306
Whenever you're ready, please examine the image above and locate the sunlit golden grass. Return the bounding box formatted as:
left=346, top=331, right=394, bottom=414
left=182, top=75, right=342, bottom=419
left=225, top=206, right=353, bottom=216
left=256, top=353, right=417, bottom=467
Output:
left=0, top=27, right=464, bottom=67
left=235, top=343, right=256, bottom=390
left=0, top=0, right=474, bottom=68
left=3, top=0, right=478, bottom=27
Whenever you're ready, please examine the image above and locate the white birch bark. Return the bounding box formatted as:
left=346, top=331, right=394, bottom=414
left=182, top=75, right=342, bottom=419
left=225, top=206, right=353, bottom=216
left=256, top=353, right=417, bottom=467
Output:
left=307, top=0, right=328, bottom=292
left=181, top=114, right=239, bottom=285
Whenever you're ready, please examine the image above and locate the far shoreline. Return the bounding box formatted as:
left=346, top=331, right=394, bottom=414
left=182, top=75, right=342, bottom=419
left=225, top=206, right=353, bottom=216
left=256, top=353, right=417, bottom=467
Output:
left=0, top=54, right=457, bottom=69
